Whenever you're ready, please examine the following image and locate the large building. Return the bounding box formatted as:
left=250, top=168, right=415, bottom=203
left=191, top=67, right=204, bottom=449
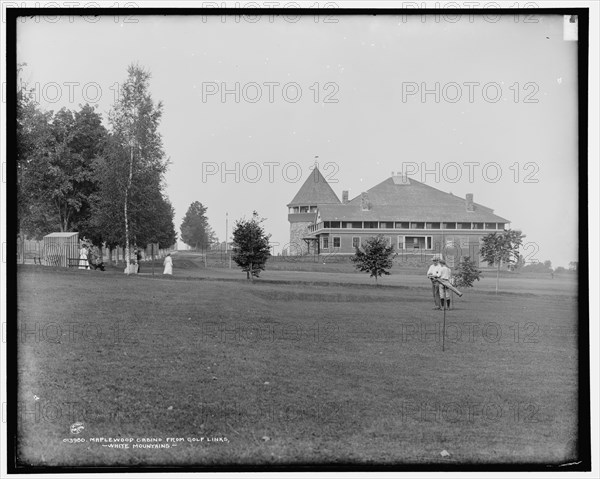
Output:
left=287, top=169, right=510, bottom=266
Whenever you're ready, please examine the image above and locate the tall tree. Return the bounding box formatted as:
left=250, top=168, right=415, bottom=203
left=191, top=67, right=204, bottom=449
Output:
left=231, top=212, right=271, bottom=280
left=107, top=64, right=167, bottom=272
left=89, top=134, right=130, bottom=251
left=17, top=65, right=56, bottom=238
left=351, top=235, right=395, bottom=284
left=480, top=229, right=525, bottom=293
left=17, top=98, right=107, bottom=237
left=137, top=190, right=177, bottom=248
left=180, top=201, right=216, bottom=250
left=17, top=102, right=54, bottom=238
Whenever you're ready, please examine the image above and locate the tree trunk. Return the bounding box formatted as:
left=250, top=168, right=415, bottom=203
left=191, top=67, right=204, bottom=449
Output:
left=124, top=145, right=133, bottom=274
left=496, top=260, right=500, bottom=294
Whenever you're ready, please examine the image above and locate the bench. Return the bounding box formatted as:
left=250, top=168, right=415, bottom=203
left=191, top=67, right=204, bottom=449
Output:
left=68, top=257, right=106, bottom=271
left=68, top=258, right=87, bottom=268
left=23, top=251, right=42, bottom=264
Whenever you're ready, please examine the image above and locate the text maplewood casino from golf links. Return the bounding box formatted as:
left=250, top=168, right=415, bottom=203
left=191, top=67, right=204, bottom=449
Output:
left=62, top=436, right=230, bottom=449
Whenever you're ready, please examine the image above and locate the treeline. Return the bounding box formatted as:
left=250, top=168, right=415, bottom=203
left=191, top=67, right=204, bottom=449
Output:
left=180, top=201, right=218, bottom=251
left=17, top=64, right=177, bottom=262
left=518, top=260, right=577, bottom=274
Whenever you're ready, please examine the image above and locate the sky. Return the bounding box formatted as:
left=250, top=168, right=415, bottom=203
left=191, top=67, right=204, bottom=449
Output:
left=15, top=9, right=582, bottom=267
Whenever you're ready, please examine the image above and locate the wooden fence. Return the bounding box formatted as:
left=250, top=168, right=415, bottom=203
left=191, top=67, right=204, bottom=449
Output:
left=16, top=237, right=175, bottom=266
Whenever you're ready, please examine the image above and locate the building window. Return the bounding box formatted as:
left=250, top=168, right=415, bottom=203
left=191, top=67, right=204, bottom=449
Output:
left=352, top=237, right=360, bottom=249
left=404, top=236, right=433, bottom=250
left=352, top=222, right=363, bottom=228
left=324, top=221, right=330, bottom=228
left=333, top=237, right=341, bottom=248
left=322, top=236, right=329, bottom=249
left=473, top=223, right=483, bottom=229
left=385, top=236, right=392, bottom=247
left=410, top=222, right=425, bottom=229
left=485, top=222, right=497, bottom=229
left=395, top=222, right=410, bottom=229
left=300, top=206, right=309, bottom=213
left=498, top=223, right=505, bottom=229
left=443, top=222, right=456, bottom=229
left=380, top=222, right=394, bottom=229
left=459, top=222, right=471, bottom=230
left=331, top=221, right=341, bottom=228
left=364, top=221, right=378, bottom=229
left=398, top=236, right=404, bottom=250
left=426, top=222, right=441, bottom=229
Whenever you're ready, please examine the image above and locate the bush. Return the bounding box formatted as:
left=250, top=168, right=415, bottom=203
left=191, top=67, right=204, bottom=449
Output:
left=453, top=256, right=482, bottom=288
left=351, top=235, right=395, bottom=284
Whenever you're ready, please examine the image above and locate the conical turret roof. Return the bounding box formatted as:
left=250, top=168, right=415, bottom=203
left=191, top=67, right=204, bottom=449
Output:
left=287, top=168, right=341, bottom=207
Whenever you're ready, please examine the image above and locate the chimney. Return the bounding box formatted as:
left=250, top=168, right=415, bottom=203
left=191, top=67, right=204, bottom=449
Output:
left=342, top=190, right=349, bottom=204
left=466, top=193, right=474, bottom=212
left=392, top=172, right=410, bottom=185
left=360, top=192, right=371, bottom=211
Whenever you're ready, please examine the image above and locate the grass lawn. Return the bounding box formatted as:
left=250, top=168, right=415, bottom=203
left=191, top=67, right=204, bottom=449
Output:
left=15, top=263, right=580, bottom=467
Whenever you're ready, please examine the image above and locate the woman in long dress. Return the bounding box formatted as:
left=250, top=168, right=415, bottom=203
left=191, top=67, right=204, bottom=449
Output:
left=163, top=254, right=173, bottom=275
left=79, top=245, right=88, bottom=270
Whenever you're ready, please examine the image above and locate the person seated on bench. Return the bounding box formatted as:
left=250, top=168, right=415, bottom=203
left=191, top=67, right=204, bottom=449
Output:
left=87, top=246, right=105, bottom=271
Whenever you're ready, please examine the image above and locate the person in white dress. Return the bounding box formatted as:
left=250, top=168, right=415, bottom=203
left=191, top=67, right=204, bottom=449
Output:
left=163, top=254, right=173, bottom=275
left=79, top=245, right=89, bottom=270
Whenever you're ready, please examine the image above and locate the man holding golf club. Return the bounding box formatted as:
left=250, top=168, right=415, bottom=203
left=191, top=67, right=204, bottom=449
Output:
left=437, top=258, right=452, bottom=310
left=426, top=255, right=442, bottom=310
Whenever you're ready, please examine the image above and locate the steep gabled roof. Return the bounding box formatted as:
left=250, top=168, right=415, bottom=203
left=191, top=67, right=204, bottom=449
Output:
left=319, top=176, right=509, bottom=223
left=287, top=168, right=341, bottom=207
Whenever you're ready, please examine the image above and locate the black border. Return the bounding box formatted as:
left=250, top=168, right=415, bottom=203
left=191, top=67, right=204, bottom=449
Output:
left=5, top=6, right=591, bottom=474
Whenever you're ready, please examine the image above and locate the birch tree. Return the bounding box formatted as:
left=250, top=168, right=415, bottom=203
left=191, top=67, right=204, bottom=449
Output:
left=108, top=65, right=166, bottom=273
